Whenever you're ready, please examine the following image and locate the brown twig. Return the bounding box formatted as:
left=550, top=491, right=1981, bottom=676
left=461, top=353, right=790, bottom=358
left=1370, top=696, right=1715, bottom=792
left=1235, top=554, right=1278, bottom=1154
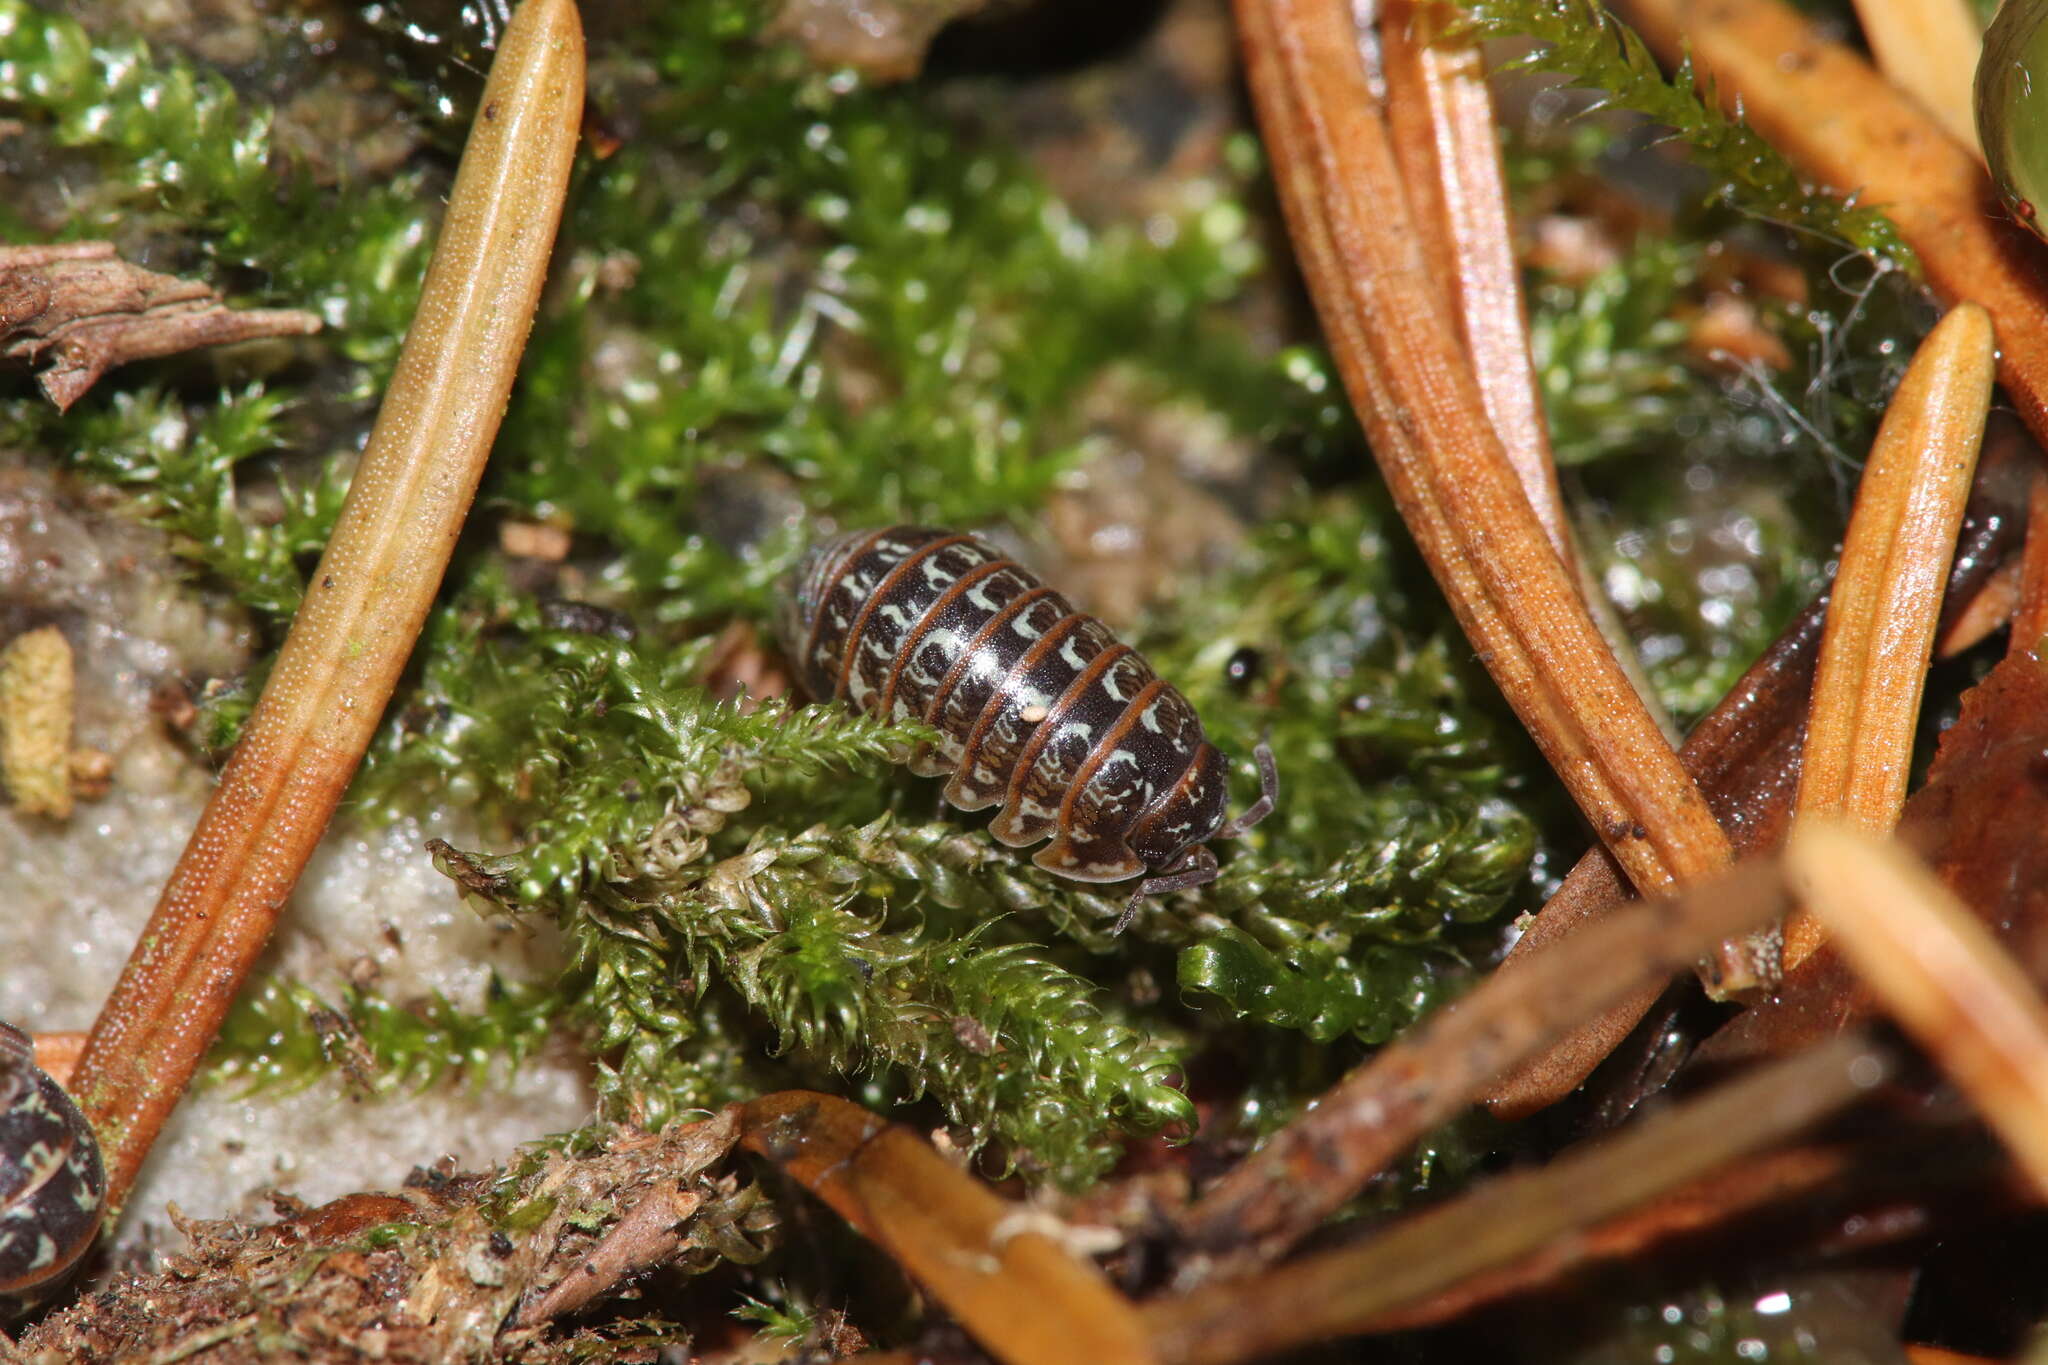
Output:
left=511, top=1180, right=704, bottom=1327
left=1236, top=0, right=1738, bottom=966
left=1177, top=858, right=1790, bottom=1271
left=67, top=0, right=584, bottom=1217
left=0, top=243, right=320, bottom=412
left=1148, top=1032, right=1891, bottom=1364
left=1357, top=1145, right=1853, bottom=1333
left=739, top=1091, right=1156, bottom=1365
left=1781, top=304, right=1994, bottom=967
left=1619, top=0, right=2048, bottom=455
left=1282, top=1113, right=2015, bottom=1336
left=1787, top=823, right=2048, bottom=1198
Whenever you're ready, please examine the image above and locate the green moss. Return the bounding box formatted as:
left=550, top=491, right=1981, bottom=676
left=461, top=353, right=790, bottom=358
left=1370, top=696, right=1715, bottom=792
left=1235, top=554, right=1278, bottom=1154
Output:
left=488, top=1, right=1316, bottom=621
left=207, top=974, right=563, bottom=1095
left=1453, top=0, right=1914, bottom=271
left=1532, top=240, right=1715, bottom=469
left=61, top=385, right=344, bottom=621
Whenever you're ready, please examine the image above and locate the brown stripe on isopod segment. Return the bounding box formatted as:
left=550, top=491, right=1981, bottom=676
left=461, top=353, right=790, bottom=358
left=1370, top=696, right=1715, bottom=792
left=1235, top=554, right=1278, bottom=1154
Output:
left=1046, top=678, right=1205, bottom=879
left=944, top=608, right=1120, bottom=812
left=915, top=585, right=1063, bottom=778
left=987, top=642, right=1138, bottom=855
left=803, top=527, right=923, bottom=697
left=944, top=608, right=1096, bottom=812
left=1039, top=676, right=1176, bottom=881
left=878, top=558, right=1013, bottom=721
left=832, top=532, right=973, bottom=704
left=793, top=527, right=893, bottom=701
left=842, top=535, right=1000, bottom=712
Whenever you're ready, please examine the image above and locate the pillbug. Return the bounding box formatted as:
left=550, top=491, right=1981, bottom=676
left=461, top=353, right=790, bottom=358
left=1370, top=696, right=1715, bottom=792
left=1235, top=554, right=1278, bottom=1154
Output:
left=777, top=526, right=1276, bottom=928
left=0, top=1022, right=105, bottom=1319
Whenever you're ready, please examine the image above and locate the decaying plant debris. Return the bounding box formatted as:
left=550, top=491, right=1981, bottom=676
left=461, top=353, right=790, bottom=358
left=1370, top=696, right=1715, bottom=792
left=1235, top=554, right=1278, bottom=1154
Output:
left=0, top=243, right=320, bottom=413
left=10, top=0, right=2048, bottom=1360
left=11, top=1111, right=770, bottom=1364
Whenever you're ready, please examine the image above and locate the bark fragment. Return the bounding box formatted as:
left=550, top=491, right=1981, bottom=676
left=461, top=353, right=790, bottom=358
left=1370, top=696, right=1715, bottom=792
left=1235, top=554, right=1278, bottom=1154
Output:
left=0, top=244, right=320, bottom=412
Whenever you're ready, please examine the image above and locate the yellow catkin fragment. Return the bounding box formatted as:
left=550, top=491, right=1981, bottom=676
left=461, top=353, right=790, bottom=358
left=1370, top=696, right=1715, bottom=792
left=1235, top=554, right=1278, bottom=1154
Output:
left=0, top=625, right=77, bottom=818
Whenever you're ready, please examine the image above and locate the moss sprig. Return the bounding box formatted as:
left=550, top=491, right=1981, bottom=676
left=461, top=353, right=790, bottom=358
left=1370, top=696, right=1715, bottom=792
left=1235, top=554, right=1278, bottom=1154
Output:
left=206, top=974, right=563, bottom=1095
left=440, top=827, right=1193, bottom=1187
left=1530, top=239, right=1717, bottom=468
left=360, top=632, right=920, bottom=895
left=59, top=384, right=344, bottom=620
left=1450, top=0, right=1915, bottom=271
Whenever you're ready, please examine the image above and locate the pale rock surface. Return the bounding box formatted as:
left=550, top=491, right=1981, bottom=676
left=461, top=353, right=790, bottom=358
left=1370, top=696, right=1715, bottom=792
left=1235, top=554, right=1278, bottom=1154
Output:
left=0, top=463, right=589, bottom=1254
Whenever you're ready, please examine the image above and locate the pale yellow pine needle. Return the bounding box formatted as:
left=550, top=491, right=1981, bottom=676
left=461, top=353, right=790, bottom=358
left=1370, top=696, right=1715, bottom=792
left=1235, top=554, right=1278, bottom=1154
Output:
left=1787, top=822, right=2048, bottom=1200
left=1850, top=0, right=1983, bottom=154
left=1785, top=303, right=1994, bottom=969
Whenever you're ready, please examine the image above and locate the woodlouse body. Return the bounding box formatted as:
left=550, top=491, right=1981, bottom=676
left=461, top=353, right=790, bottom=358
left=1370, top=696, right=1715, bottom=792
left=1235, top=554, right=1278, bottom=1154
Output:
left=778, top=527, right=1274, bottom=919
left=0, top=1022, right=105, bottom=1317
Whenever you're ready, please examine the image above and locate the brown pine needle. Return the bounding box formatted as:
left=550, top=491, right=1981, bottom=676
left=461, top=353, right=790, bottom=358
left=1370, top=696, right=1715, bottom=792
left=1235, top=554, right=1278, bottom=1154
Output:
left=1377, top=1, right=1676, bottom=737
left=2014, top=472, right=2048, bottom=657
left=1379, top=0, right=1571, bottom=572
left=740, top=1092, right=1156, bottom=1365
left=67, top=0, right=585, bottom=1216
left=1850, top=0, right=1983, bottom=155
left=1783, top=304, right=1994, bottom=968
left=1177, top=858, right=1790, bottom=1270
left=1787, top=822, right=2048, bottom=1199
left=1237, top=0, right=1738, bottom=966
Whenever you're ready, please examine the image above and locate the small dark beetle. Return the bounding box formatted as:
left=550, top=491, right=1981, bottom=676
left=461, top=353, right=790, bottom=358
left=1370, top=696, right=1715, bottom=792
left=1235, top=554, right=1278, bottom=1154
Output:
left=0, top=1022, right=105, bottom=1318
left=778, top=526, right=1276, bottom=927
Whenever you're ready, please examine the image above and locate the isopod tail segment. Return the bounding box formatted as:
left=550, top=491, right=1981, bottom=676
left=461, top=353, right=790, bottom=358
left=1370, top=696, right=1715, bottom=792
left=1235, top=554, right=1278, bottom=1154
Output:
left=1116, top=735, right=1279, bottom=933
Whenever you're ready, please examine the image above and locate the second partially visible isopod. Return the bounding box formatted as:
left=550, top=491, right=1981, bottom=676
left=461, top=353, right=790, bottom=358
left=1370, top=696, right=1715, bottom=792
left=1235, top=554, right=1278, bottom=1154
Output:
left=1, top=1022, right=105, bottom=1320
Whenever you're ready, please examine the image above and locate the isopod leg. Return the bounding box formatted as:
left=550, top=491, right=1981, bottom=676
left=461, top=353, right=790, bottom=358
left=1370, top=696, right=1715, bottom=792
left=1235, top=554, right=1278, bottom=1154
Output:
left=1116, top=845, right=1220, bottom=933
left=1216, top=737, right=1279, bottom=839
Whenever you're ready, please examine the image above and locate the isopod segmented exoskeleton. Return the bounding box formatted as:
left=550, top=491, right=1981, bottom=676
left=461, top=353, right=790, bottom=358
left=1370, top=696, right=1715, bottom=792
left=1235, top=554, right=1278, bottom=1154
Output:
left=777, top=526, right=1276, bottom=928
left=0, top=1021, right=105, bottom=1319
